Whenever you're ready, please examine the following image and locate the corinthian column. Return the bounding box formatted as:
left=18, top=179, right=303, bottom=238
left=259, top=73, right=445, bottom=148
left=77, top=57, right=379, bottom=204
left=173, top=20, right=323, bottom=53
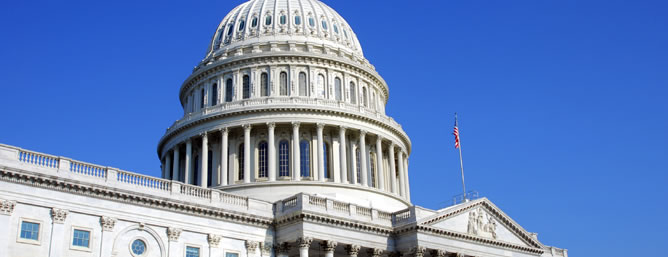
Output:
left=317, top=123, right=326, bottom=181
left=345, top=244, right=361, bottom=257
left=185, top=139, right=192, bottom=184
left=243, top=124, right=252, bottom=183
left=201, top=132, right=209, bottom=188
left=268, top=122, right=276, bottom=181
left=398, top=149, right=406, bottom=197
left=164, top=153, right=172, bottom=180
left=220, top=128, right=229, bottom=186
left=388, top=143, right=397, bottom=194
left=321, top=241, right=338, bottom=257
left=172, top=145, right=180, bottom=181
left=339, top=126, right=348, bottom=183
left=292, top=122, right=301, bottom=181
left=297, top=237, right=312, bottom=257
left=375, top=136, right=385, bottom=190
left=359, top=130, right=368, bottom=187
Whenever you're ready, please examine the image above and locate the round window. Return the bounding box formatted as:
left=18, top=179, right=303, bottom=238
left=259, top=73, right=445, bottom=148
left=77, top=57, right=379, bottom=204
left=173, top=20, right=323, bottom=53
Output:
left=131, top=239, right=146, bottom=255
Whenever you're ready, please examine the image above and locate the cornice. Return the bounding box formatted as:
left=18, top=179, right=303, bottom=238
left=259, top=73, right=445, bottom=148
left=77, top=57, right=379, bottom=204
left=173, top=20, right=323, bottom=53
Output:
left=275, top=210, right=393, bottom=235
left=415, top=225, right=544, bottom=255
left=0, top=167, right=273, bottom=228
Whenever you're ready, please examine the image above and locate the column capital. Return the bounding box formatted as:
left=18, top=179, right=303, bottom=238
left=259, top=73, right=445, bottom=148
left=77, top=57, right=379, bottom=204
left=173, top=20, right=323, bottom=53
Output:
left=316, top=123, right=326, bottom=130
left=245, top=240, right=259, bottom=251
left=296, top=237, right=313, bottom=249
left=100, top=216, right=117, bottom=232
left=339, top=125, right=347, bottom=131
left=429, top=250, right=447, bottom=257
left=360, top=130, right=367, bottom=136
left=292, top=121, right=301, bottom=128
left=320, top=240, right=338, bottom=252
left=0, top=199, right=16, bottom=216
left=408, top=246, right=426, bottom=257
left=377, top=135, right=384, bottom=143
left=367, top=248, right=385, bottom=257
left=167, top=227, right=182, bottom=241
left=243, top=124, right=253, bottom=131
left=345, top=244, right=361, bottom=256
left=267, top=122, right=276, bottom=129
left=220, top=127, right=229, bottom=134
left=208, top=234, right=222, bottom=248
left=261, top=242, right=273, bottom=256
left=200, top=131, right=208, bottom=137
left=51, top=208, right=69, bottom=224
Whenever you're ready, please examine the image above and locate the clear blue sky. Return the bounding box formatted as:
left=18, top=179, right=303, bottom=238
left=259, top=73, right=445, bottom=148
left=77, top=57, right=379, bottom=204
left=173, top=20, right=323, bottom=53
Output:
left=1, top=0, right=666, bottom=255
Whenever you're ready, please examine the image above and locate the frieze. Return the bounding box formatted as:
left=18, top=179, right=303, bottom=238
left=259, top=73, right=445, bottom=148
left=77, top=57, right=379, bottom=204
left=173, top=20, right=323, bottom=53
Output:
left=467, top=207, right=497, bottom=239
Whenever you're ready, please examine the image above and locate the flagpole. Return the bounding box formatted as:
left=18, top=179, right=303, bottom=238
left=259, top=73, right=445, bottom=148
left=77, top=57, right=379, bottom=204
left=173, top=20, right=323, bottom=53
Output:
left=455, top=113, right=467, bottom=201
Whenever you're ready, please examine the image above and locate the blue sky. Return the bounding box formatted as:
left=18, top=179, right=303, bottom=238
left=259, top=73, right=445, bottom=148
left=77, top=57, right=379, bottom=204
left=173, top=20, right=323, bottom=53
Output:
left=1, top=0, right=667, bottom=255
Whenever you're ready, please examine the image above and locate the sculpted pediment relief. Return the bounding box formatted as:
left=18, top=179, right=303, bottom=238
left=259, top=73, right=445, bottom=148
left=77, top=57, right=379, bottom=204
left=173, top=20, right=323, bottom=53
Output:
left=418, top=198, right=542, bottom=249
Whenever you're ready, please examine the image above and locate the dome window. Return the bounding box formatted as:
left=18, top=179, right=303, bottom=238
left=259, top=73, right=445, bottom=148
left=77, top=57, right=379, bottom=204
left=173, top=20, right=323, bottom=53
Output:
left=251, top=17, right=258, bottom=28
left=308, top=17, right=315, bottom=27
left=343, top=29, right=348, bottom=39
left=265, top=15, right=272, bottom=26
left=321, top=20, right=328, bottom=30
left=227, top=24, right=234, bottom=36
left=333, top=24, right=339, bottom=34
left=238, top=20, right=245, bottom=31
left=280, top=15, right=287, bottom=25
left=295, top=16, right=301, bottom=25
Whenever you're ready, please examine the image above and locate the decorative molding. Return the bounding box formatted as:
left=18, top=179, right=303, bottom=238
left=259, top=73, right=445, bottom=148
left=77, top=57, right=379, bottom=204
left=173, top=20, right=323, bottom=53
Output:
left=267, top=122, right=276, bottom=129
left=320, top=240, right=337, bottom=252
left=100, top=216, right=116, bottom=232
left=345, top=244, right=361, bottom=256
left=407, top=246, right=426, bottom=257
left=167, top=227, right=182, bottom=242
left=208, top=234, right=222, bottom=248
left=367, top=248, right=384, bottom=257
left=261, top=242, right=273, bottom=256
left=467, top=207, right=497, bottom=239
left=296, top=237, right=312, bottom=249
left=275, top=212, right=393, bottom=235
left=429, top=249, right=446, bottom=257
left=246, top=240, right=259, bottom=251
left=0, top=199, right=16, bottom=216
left=51, top=208, right=68, bottom=224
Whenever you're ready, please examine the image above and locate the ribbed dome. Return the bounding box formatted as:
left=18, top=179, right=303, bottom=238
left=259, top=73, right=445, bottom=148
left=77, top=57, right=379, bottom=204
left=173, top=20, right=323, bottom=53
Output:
left=206, top=0, right=364, bottom=58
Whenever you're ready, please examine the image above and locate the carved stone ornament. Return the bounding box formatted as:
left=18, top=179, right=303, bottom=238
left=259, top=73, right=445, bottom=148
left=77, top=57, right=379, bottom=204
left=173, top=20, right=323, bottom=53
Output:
left=321, top=240, right=338, bottom=252
left=167, top=227, right=182, bottom=242
left=429, top=249, right=446, bottom=257
left=296, top=237, right=312, bottom=249
left=246, top=240, right=259, bottom=251
left=208, top=234, right=222, bottom=248
left=467, top=207, right=498, bottom=239
left=345, top=244, right=361, bottom=256
left=51, top=208, right=69, bottom=224
left=100, top=216, right=116, bottom=232
left=261, top=242, right=273, bottom=256
left=367, top=248, right=384, bottom=257
left=408, top=246, right=426, bottom=257
left=0, top=199, right=16, bottom=216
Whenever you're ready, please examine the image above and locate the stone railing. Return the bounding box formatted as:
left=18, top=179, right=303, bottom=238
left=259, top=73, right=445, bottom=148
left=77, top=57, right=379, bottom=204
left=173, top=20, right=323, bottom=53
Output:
left=0, top=144, right=272, bottom=217
left=166, top=96, right=402, bottom=135
left=277, top=193, right=409, bottom=227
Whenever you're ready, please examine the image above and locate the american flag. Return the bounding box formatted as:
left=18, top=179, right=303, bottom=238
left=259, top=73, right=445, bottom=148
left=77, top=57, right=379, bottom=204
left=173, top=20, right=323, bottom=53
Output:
left=453, top=122, right=460, bottom=149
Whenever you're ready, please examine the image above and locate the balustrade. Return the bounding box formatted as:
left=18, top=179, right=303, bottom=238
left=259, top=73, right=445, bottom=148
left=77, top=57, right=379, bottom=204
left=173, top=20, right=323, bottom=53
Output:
left=70, top=161, right=106, bottom=178
left=117, top=170, right=170, bottom=191
left=18, top=150, right=58, bottom=169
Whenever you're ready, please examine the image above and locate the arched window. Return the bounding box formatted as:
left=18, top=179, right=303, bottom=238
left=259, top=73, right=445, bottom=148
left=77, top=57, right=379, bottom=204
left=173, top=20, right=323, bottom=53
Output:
left=265, top=15, right=272, bottom=26
left=280, top=72, right=288, bottom=96
left=207, top=150, right=213, bottom=187
left=295, top=15, right=301, bottom=25
left=280, top=14, right=287, bottom=25
left=261, top=73, right=269, bottom=97
left=227, top=24, right=234, bottom=36
left=238, top=20, right=245, bottom=31
left=258, top=141, right=268, bottom=178
left=370, top=152, right=377, bottom=188
left=323, top=143, right=330, bottom=179
left=343, top=29, right=348, bottom=39
left=300, top=140, right=310, bottom=177
left=333, top=24, right=339, bottom=34
left=279, top=140, right=290, bottom=177
left=321, top=20, right=328, bottom=30
left=299, top=72, right=308, bottom=96
left=355, top=148, right=361, bottom=184
left=251, top=17, right=258, bottom=28
left=362, top=87, right=368, bottom=107
left=211, top=83, right=218, bottom=106
left=242, top=75, right=250, bottom=99
left=200, top=88, right=205, bottom=109
left=308, top=17, right=315, bottom=27
left=225, top=79, right=233, bottom=102
left=371, top=92, right=376, bottom=110
left=238, top=144, right=244, bottom=180
left=317, top=74, right=326, bottom=98
left=334, top=77, right=342, bottom=101
left=350, top=82, right=357, bottom=104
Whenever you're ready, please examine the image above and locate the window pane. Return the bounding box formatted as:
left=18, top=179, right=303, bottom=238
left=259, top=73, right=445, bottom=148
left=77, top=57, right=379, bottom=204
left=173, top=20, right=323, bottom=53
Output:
left=323, top=143, right=329, bottom=179
left=211, top=83, right=218, bottom=106
left=265, top=15, right=272, bottom=26
left=239, top=20, right=245, bottom=31
left=280, top=72, right=288, bottom=96
left=279, top=141, right=290, bottom=177
left=131, top=240, right=146, bottom=255
left=20, top=221, right=39, bottom=241
left=295, top=16, right=301, bottom=25
left=280, top=15, right=286, bottom=25
left=335, top=78, right=342, bottom=101
left=309, top=17, right=315, bottom=27
left=72, top=229, right=90, bottom=248
left=186, top=246, right=200, bottom=257
left=227, top=24, right=234, bottom=36
left=259, top=141, right=268, bottom=178
left=322, top=20, right=328, bottom=30
left=350, top=82, right=357, bottom=104
left=226, top=253, right=239, bottom=257
left=251, top=17, right=258, bottom=28
left=200, top=88, right=205, bottom=109
left=299, top=72, right=307, bottom=96
left=261, top=73, right=268, bottom=97
left=239, top=144, right=245, bottom=180
left=300, top=140, right=310, bottom=177
left=242, top=75, right=250, bottom=99
left=356, top=149, right=361, bottom=183
left=225, top=79, right=233, bottom=102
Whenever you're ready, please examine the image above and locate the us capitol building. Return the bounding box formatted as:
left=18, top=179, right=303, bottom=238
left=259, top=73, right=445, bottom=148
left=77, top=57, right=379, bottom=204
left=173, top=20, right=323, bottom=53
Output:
left=0, top=0, right=568, bottom=257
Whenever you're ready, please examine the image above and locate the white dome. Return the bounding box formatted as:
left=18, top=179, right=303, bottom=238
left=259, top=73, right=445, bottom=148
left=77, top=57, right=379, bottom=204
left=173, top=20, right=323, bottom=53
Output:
left=206, top=0, right=364, bottom=59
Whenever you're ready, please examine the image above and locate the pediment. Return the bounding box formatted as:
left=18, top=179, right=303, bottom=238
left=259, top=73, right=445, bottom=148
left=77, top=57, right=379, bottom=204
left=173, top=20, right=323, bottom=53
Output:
left=418, top=198, right=542, bottom=249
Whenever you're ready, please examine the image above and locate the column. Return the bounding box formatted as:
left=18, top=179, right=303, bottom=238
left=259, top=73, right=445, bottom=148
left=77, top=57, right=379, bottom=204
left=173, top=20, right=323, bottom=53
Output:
left=321, top=241, right=338, bottom=257
left=167, top=227, right=182, bottom=257
left=339, top=126, right=348, bottom=183
left=100, top=216, right=117, bottom=257
left=49, top=208, right=69, bottom=257
left=292, top=122, right=301, bottom=181
left=268, top=123, right=277, bottom=181
left=243, top=124, right=252, bottom=183
left=165, top=153, right=172, bottom=180
left=200, top=132, right=209, bottom=188
left=246, top=241, right=259, bottom=257
left=368, top=249, right=384, bottom=257
left=220, top=128, right=229, bottom=186
left=172, top=146, right=180, bottom=181
left=350, top=141, right=357, bottom=184
left=359, top=130, right=368, bottom=187
left=345, top=245, right=361, bottom=257
left=398, top=149, right=406, bottom=197
left=404, top=157, right=411, bottom=201
left=297, top=237, right=312, bottom=257
left=375, top=136, right=385, bottom=191
left=317, top=123, right=325, bottom=181
left=185, top=139, right=192, bottom=185
left=208, top=234, right=222, bottom=257
left=389, top=143, right=397, bottom=194
left=0, top=199, right=16, bottom=254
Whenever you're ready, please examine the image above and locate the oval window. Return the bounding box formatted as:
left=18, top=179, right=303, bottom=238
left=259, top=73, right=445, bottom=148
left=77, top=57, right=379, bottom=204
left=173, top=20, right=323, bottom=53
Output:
left=251, top=17, right=258, bottom=28
left=333, top=24, right=339, bottom=34
left=131, top=240, right=146, bottom=255
left=265, top=15, right=272, bottom=26
left=295, top=16, right=301, bottom=25
left=238, top=20, right=245, bottom=31
left=280, top=15, right=286, bottom=25
left=321, top=20, right=328, bottom=30
left=343, top=29, right=348, bottom=39
left=227, top=24, right=234, bottom=36
left=308, top=17, right=315, bottom=27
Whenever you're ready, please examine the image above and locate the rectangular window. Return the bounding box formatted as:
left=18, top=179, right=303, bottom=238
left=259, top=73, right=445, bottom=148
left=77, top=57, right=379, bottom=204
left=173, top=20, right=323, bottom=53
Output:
left=20, top=221, right=40, bottom=241
left=186, top=246, right=200, bottom=257
left=226, top=252, right=240, bottom=257
left=72, top=229, right=90, bottom=248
